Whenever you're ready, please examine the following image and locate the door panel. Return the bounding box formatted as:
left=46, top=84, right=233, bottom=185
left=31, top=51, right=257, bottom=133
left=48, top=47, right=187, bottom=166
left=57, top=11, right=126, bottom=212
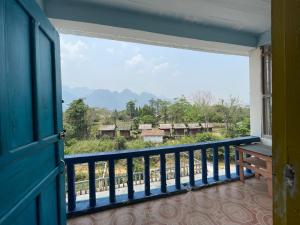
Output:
left=13, top=201, right=38, bottom=225
left=40, top=182, right=59, bottom=225
left=38, top=28, right=56, bottom=138
left=273, top=0, right=300, bottom=224
left=0, top=0, right=65, bottom=225
left=5, top=0, right=35, bottom=151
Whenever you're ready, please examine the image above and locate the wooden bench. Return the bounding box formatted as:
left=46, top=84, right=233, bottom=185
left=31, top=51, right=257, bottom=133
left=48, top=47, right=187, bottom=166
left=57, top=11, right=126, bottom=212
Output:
left=236, top=143, right=272, bottom=196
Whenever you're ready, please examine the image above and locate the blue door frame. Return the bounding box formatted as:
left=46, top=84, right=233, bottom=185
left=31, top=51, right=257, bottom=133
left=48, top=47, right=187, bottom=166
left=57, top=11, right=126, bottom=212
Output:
left=0, top=0, right=65, bottom=224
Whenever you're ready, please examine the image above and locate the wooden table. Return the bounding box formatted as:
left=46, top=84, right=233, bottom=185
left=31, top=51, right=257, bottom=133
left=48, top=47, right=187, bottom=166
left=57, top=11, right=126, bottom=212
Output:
left=236, top=143, right=272, bottom=196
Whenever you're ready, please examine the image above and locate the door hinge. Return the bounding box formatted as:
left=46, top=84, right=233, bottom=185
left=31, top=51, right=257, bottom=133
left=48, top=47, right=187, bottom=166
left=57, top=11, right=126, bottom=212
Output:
left=285, top=164, right=295, bottom=188
left=59, top=159, right=66, bottom=174
left=59, top=130, right=66, bottom=140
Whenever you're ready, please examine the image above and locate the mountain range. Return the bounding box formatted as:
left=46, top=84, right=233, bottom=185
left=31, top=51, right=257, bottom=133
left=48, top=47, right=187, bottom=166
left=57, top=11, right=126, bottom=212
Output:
left=62, top=86, right=162, bottom=111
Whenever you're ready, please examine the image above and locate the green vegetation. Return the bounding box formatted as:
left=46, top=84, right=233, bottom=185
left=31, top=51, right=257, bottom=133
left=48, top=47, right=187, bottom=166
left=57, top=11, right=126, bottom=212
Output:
left=63, top=92, right=250, bottom=181
left=63, top=91, right=250, bottom=153
left=65, top=132, right=221, bottom=155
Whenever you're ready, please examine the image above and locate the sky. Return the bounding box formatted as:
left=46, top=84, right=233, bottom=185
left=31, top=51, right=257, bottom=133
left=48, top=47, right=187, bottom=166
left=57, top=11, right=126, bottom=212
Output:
left=60, top=34, right=250, bottom=104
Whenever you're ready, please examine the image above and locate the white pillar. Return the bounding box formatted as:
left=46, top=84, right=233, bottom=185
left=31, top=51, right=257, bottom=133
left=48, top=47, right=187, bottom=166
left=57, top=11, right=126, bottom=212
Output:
left=249, top=48, right=272, bottom=146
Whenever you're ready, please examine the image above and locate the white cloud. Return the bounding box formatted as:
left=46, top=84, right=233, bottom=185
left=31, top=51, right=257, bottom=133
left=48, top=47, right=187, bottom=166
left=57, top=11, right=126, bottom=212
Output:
left=152, top=62, right=169, bottom=73
left=125, top=53, right=176, bottom=78
left=133, top=46, right=140, bottom=53
left=106, top=48, right=115, bottom=54
left=125, top=54, right=145, bottom=67
left=60, top=40, right=89, bottom=64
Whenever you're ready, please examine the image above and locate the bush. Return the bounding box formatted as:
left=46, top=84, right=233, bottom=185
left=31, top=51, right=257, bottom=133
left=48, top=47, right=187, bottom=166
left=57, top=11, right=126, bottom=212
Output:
left=99, top=134, right=112, bottom=140
left=195, top=132, right=220, bottom=142
left=235, top=117, right=250, bottom=136
left=64, top=139, right=115, bottom=155
left=115, top=136, right=127, bottom=150
left=126, top=139, right=155, bottom=149
left=64, top=138, right=78, bottom=148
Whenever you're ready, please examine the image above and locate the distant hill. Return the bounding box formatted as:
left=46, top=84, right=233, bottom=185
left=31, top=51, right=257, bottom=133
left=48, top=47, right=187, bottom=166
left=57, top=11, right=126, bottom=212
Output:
left=62, top=86, right=163, bottom=111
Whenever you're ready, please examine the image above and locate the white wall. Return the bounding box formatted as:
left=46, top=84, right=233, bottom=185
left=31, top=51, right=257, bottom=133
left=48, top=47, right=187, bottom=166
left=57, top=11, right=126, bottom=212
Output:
left=143, top=136, right=163, bottom=143
left=249, top=48, right=272, bottom=146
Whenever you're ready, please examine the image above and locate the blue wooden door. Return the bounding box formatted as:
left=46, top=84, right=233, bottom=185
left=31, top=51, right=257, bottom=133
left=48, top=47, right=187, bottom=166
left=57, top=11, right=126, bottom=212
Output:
left=0, top=0, right=66, bottom=225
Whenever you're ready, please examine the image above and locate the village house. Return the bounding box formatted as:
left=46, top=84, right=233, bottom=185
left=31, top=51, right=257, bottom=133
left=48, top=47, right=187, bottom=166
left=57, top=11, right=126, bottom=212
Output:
left=187, top=123, right=202, bottom=135
left=138, top=124, right=152, bottom=132
left=118, top=124, right=131, bottom=139
left=141, top=129, right=165, bottom=143
left=159, top=124, right=172, bottom=137
left=201, top=123, right=214, bottom=132
left=98, top=125, right=116, bottom=138
left=173, top=123, right=186, bottom=137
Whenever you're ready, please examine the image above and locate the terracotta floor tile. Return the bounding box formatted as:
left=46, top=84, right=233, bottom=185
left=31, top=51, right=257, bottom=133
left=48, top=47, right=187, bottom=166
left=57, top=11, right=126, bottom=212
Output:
left=68, top=178, right=272, bottom=225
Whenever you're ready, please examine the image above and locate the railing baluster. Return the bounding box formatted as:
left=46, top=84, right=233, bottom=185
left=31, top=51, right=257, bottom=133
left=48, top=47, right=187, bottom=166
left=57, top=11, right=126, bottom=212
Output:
left=144, top=155, right=150, bottom=196
left=201, top=148, right=208, bottom=184
left=188, top=150, right=195, bottom=186
left=213, top=147, right=219, bottom=181
left=88, top=161, right=96, bottom=207
left=235, top=147, right=240, bottom=176
left=109, top=159, right=116, bottom=203
left=117, top=177, right=120, bottom=188
left=160, top=153, right=167, bottom=193
left=67, top=163, right=76, bottom=212
left=224, top=145, right=231, bottom=179
left=127, top=158, right=134, bottom=200
left=175, top=152, right=181, bottom=190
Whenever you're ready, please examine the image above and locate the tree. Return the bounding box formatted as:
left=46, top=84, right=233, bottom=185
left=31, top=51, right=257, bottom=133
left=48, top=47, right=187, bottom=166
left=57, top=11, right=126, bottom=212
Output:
left=140, top=104, right=155, bottom=116
left=111, top=110, right=119, bottom=125
left=65, top=99, right=91, bottom=139
left=169, top=96, right=191, bottom=123
left=147, top=98, right=171, bottom=123
left=160, top=100, right=170, bottom=123
left=183, top=104, right=201, bottom=122
left=216, top=96, right=248, bottom=137
left=140, top=114, right=156, bottom=124
left=193, top=91, right=214, bottom=130
left=126, top=100, right=138, bottom=119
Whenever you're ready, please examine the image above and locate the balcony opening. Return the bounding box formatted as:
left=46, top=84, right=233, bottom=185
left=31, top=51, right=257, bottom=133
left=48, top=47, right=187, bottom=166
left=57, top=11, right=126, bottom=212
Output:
left=61, top=34, right=272, bottom=224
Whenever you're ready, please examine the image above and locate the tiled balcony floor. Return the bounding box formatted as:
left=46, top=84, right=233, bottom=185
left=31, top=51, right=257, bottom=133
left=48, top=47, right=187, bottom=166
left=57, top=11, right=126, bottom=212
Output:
left=68, top=178, right=272, bottom=225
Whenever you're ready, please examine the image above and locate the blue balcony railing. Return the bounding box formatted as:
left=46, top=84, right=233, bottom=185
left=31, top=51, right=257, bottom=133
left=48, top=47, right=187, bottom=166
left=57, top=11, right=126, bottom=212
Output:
left=65, top=136, right=260, bottom=217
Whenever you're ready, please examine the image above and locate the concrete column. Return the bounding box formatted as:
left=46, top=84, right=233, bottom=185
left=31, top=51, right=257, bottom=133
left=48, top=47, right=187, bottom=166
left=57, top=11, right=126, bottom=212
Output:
left=249, top=48, right=272, bottom=146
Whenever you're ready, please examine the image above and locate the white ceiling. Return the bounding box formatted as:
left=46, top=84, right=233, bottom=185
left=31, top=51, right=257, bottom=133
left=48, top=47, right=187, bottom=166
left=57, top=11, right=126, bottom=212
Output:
left=71, top=0, right=271, bottom=34
left=41, top=0, right=271, bottom=55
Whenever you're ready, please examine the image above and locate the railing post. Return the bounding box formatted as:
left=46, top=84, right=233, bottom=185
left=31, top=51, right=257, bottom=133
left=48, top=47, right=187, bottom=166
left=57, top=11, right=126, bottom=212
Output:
left=144, top=155, right=151, bottom=196
left=67, top=163, right=76, bottom=212
left=188, top=150, right=195, bottom=186
left=88, top=161, right=96, bottom=207
left=127, top=158, right=134, bottom=200
left=160, top=153, right=167, bottom=193
left=109, top=159, right=116, bottom=203
left=224, top=145, right=231, bottom=179
left=235, top=146, right=240, bottom=176
left=175, top=151, right=181, bottom=190
left=213, top=146, right=219, bottom=181
left=201, top=148, right=208, bottom=184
